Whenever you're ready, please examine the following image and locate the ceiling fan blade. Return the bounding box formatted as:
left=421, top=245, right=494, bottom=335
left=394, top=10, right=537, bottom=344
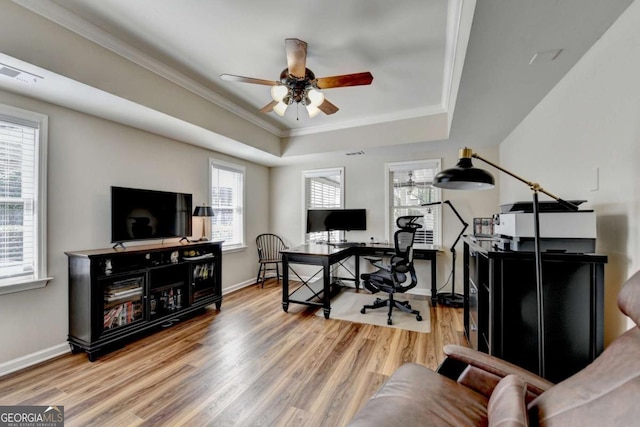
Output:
left=220, top=74, right=279, bottom=86
left=259, top=100, right=278, bottom=113
left=316, top=72, right=374, bottom=89
left=318, top=98, right=339, bottom=115
left=285, top=38, right=307, bottom=78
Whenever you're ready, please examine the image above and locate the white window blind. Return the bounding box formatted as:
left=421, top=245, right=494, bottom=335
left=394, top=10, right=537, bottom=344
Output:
left=387, top=160, right=441, bottom=245
left=0, top=105, right=49, bottom=292
left=210, top=159, right=245, bottom=249
left=303, top=168, right=344, bottom=242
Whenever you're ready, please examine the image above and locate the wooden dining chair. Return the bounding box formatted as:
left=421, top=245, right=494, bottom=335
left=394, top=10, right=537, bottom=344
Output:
left=255, top=233, right=287, bottom=288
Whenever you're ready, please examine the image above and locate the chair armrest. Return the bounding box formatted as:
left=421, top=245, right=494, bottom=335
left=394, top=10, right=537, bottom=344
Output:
left=439, top=345, right=553, bottom=401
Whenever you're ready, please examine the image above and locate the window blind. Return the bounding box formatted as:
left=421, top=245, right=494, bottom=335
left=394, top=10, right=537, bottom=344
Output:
left=388, top=160, right=441, bottom=245
left=210, top=160, right=244, bottom=248
left=0, top=118, right=38, bottom=282
left=303, top=168, right=343, bottom=242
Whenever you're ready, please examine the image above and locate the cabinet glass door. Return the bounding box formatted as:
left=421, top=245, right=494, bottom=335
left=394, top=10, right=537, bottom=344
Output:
left=191, top=260, right=216, bottom=303
left=148, top=264, right=189, bottom=321
left=100, top=273, right=145, bottom=334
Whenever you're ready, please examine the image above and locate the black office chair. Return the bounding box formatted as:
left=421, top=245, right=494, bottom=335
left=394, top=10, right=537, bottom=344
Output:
left=360, top=216, right=423, bottom=325
left=256, top=233, right=287, bottom=288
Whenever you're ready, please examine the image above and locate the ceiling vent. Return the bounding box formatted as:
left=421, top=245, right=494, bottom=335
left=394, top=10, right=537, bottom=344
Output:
left=0, top=63, right=43, bottom=84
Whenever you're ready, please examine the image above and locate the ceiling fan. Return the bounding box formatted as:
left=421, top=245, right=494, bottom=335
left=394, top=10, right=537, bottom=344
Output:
left=220, top=38, right=373, bottom=118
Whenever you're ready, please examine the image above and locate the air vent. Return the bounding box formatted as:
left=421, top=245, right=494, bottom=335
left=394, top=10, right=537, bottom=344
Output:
left=345, top=151, right=365, bottom=156
left=0, top=63, right=43, bottom=84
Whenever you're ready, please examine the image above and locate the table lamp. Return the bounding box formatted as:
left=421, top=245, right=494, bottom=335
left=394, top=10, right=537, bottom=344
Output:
left=193, top=205, right=214, bottom=241
left=433, top=147, right=578, bottom=378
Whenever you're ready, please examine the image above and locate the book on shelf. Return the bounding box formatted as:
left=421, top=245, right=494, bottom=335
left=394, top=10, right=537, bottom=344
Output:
left=193, top=263, right=214, bottom=280
left=103, top=300, right=142, bottom=329
left=105, top=287, right=143, bottom=302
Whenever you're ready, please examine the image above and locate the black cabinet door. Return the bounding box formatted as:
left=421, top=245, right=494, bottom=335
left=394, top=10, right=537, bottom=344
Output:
left=497, top=258, right=603, bottom=382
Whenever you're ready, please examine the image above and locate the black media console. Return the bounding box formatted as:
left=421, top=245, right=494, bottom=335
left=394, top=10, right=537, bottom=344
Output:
left=66, top=241, right=222, bottom=361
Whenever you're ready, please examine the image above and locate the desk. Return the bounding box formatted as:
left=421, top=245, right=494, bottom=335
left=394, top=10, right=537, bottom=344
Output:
left=281, top=243, right=440, bottom=319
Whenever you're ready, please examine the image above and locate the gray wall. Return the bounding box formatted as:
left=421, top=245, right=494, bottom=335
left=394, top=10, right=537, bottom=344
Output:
left=270, top=145, right=500, bottom=295
left=499, top=0, right=640, bottom=343
left=0, top=89, right=269, bottom=368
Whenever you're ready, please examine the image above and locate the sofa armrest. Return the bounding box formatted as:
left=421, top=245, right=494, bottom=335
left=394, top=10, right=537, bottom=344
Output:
left=439, top=345, right=553, bottom=402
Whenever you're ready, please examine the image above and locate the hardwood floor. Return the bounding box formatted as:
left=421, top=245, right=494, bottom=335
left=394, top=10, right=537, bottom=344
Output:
left=0, top=279, right=467, bottom=426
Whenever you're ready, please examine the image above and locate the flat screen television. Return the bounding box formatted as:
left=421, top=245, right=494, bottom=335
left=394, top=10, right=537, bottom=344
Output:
left=111, top=186, right=193, bottom=243
left=306, top=209, right=367, bottom=233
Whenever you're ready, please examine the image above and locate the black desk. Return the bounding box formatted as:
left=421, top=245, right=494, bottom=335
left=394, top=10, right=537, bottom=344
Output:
left=281, top=243, right=440, bottom=318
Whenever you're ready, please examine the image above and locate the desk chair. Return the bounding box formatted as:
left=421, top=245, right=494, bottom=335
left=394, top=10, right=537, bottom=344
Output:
left=256, top=233, right=287, bottom=288
left=360, top=216, right=423, bottom=325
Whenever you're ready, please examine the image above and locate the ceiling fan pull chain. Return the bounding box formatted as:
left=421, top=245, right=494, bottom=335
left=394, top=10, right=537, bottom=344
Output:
left=296, top=103, right=299, bottom=121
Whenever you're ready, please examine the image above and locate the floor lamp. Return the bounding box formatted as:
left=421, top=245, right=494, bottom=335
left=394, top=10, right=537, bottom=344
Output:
left=422, top=200, right=468, bottom=308
left=432, top=147, right=578, bottom=378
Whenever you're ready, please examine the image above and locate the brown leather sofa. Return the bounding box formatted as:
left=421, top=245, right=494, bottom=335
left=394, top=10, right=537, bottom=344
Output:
left=348, top=270, right=640, bottom=426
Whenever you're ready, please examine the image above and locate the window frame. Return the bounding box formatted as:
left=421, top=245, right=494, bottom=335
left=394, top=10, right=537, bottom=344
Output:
left=385, top=159, right=442, bottom=246
left=0, top=103, right=51, bottom=295
left=209, top=157, right=246, bottom=252
left=301, top=167, right=345, bottom=243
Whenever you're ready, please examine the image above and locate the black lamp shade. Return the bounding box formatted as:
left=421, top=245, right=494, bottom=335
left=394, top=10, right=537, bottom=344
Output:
left=433, top=157, right=496, bottom=190
left=193, top=206, right=214, bottom=217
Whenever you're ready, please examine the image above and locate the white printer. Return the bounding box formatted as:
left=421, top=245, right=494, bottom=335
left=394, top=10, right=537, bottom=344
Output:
left=493, top=200, right=596, bottom=253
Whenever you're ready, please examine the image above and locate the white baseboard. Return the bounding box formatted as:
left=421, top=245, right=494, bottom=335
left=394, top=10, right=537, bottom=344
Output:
left=0, top=343, right=70, bottom=378
left=222, top=278, right=257, bottom=295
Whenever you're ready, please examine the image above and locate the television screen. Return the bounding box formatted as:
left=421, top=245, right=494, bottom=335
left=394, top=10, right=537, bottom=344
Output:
left=111, top=186, right=193, bottom=243
left=306, top=209, right=367, bottom=232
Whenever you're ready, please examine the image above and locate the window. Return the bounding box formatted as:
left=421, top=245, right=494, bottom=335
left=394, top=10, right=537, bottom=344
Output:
left=210, top=158, right=245, bottom=250
left=0, top=104, right=50, bottom=294
left=386, top=160, right=441, bottom=245
left=303, top=167, right=344, bottom=242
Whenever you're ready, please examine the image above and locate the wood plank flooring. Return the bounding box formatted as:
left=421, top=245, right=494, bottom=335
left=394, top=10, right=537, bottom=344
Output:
left=0, top=279, right=467, bottom=426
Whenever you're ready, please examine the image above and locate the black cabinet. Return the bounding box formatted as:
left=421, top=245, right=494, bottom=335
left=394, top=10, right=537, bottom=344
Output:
left=463, top=237, right=606, bottom=382
left=66, top=241, right=222, bottom=361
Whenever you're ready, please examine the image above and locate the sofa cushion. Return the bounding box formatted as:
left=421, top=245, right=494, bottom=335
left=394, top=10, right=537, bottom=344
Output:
left=348, top=363, right=488, bottom=427
left=488, top=375, right=529, bottom=427
left=618, top=270, right=640, bottom=328
left=528, top=327, right=640, bottom=425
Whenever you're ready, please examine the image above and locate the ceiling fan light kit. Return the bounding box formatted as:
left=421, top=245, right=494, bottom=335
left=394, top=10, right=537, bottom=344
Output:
left=272, top=100, right=288, bottom=117
left=270, top=85, right=289, bottom=102
left=220, top=38, right=373, bottom=119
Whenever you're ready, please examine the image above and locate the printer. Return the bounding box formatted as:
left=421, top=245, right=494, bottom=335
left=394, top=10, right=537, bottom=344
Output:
left=493, top=200, right=596, bottom=253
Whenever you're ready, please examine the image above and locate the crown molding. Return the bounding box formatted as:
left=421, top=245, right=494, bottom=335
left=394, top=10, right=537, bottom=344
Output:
left=11, top=0, right=469, bottom=141
left=10, top=0, right=284, bottom=137
left=441, top=0, right=464, bottom=111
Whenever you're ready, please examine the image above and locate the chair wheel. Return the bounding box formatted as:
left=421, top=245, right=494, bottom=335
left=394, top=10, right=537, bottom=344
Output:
left=361, top=308, right=366, bottom=314
left=416, top=315, right=423, bottom=321
left=387, top=319, right=392, bottom=325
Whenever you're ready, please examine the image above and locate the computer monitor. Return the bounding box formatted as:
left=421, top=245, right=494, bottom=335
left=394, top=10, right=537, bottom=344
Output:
left=306, top=209, right=367, bottom=233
